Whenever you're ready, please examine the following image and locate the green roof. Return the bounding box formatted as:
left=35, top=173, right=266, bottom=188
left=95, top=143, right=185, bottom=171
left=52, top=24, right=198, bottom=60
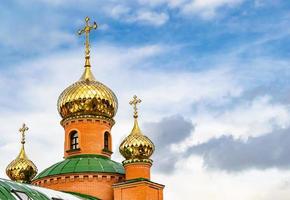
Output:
left=0, top=178, right=98, bottom=200
left=35, top=154, right=125, bottom=180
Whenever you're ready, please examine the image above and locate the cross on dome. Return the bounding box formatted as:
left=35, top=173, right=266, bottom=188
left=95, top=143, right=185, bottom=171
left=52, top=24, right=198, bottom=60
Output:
left=78, top=16, right=98, bottom=67
left=19, top=123, right=28, bottom=145
left=129, top=95, right=142, bottom=118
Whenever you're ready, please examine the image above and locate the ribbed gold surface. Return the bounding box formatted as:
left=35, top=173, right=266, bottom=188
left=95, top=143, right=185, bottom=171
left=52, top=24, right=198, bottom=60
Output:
left=119, top=119, right=155, bottom=162
left=57, top=78, right=118, bottom=120
left=6, top=145, right=37, bottom=183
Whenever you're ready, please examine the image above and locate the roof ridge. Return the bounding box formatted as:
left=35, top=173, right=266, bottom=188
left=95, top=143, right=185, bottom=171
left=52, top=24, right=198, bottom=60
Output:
left=67, top=154, right=109, bottom=159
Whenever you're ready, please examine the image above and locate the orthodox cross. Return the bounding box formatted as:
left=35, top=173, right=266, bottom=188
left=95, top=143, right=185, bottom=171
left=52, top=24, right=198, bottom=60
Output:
left=19, top=123, right=29, bottom=145
left=78, top=17, right=98, bottom=66
left=129, top=95, right=142, bottom=118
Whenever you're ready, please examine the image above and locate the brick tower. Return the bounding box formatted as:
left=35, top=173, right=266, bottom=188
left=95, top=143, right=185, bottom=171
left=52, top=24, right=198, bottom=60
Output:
left=32, top=17, right=125, bottom=200
left=114, top=95, right=164, bottom=200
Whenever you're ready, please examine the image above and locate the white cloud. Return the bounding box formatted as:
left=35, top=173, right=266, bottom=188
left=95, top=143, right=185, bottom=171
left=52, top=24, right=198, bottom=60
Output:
left=136, top=0, right=246, bottom=19
left=110, top=5, right=131, bottom=19
left=155, top=155, right=290, bottom=200
left=127, top=10, right=169, bottom=26
left=181, top=0, right=245, bottom=19
left=173, top=95, right=290, bottom=152
left=107, top=5, right=169, bottom=26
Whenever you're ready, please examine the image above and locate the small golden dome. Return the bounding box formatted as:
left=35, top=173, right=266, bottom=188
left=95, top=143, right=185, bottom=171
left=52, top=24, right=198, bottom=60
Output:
left=6, top=124, right=37, bottom=183
left=57, top=66, right=118, bottom=121
left=58, top=17, right=118, bottom=121
left=119, top=96, right=155, bottom=164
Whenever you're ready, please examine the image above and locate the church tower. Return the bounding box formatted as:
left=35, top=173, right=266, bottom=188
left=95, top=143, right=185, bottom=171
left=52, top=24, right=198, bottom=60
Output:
left=32, top=17, right=125, bottom=200
left=6, top=123, right=38, bottom=184
left=113, top=95, right=164, bottom=200
left=57, top=17, right=117, bottom=159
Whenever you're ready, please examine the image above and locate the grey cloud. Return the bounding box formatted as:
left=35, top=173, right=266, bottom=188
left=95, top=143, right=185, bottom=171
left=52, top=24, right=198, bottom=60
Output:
left=188, top=128, right=290, bottom=172
left=144, top=115, right=194, bottom=173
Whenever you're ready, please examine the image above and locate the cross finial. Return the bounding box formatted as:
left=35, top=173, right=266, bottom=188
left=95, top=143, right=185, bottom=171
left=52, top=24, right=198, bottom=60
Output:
left=78, top=16, right=98, bottom=67
left=19, top=123, right=29, bottom=145
left=129, top=95, right=142, bottom=118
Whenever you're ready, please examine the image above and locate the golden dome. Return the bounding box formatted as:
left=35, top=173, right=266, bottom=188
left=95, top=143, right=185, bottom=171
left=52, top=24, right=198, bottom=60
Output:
left=57, top=66, right=118, bottom=121
left=57, top=17, right=118, bottom=121
left=119, top=96, right=155, bottom=164
left=6, top=124, right=38, bottom=183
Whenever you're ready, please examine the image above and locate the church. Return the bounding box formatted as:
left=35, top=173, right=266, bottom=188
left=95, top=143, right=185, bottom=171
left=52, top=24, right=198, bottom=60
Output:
left=2, top=17, right=164, bottom=200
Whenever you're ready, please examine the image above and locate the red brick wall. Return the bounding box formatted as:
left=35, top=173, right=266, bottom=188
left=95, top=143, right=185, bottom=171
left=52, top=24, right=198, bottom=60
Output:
left=124, top=162, right=152, bottom=180
left=33, top=173, right=124, bottom=200
left=113, top=181, right=164, bottom=200
left=63, top=118, right=113, bottom=158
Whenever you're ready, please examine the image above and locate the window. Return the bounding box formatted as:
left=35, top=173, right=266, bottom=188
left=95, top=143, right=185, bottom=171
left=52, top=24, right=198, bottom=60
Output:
left=70, top=131, right=79, bottom=150
left=104, top=132, right=110, bottom=150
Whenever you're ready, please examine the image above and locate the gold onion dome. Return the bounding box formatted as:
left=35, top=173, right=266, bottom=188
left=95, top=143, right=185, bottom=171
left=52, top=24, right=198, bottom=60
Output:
left=57, top=67, right=118, bottom=120
left=57, top=17, right=118, bottom=121
left=6, top=124, right=38, bottom=183
left=119, top=96, right=155, bottom=164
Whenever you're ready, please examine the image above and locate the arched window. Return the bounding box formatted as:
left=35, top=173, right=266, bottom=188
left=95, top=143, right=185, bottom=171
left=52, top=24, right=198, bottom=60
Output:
left=70, top=131, right=79, bottom=150
left=104, top=132, right=110, bottom=150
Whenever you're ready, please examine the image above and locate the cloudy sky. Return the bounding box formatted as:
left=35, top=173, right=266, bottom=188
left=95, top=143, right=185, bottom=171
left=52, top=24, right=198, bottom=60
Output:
left=1, top=0, right=290, bottom=199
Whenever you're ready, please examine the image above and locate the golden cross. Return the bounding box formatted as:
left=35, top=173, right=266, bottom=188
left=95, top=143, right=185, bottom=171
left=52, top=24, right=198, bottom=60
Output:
left=78, top=16, right=98, bottom=66
left=129, top=95, right=142, bottom=118
left=19, top=123, right=29, bottom=144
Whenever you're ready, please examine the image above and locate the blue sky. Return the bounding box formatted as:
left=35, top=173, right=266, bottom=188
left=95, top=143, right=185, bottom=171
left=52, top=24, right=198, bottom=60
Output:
left=2, top=0, right=290, bottom=66
left=1, top=0, right=290, bottom=199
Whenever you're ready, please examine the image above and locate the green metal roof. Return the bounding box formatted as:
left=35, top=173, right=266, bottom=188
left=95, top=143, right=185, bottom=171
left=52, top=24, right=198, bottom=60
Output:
left=35, top=154, right=125, bottom=180
left=0, top=178, right=99, bottom=200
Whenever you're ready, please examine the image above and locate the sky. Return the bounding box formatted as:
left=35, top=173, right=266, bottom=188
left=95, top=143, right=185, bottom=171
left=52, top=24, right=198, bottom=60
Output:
left=1, top=0, right=290, bottom=199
